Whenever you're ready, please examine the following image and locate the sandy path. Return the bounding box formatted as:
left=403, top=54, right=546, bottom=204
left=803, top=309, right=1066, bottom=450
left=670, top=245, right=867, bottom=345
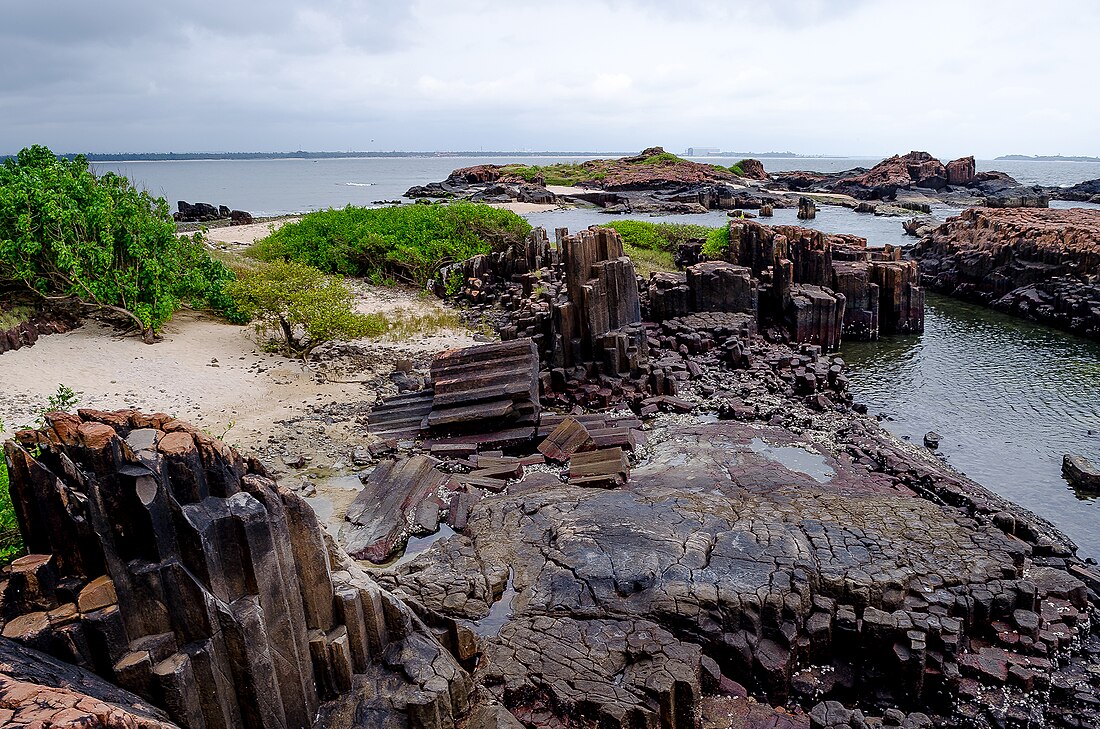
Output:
left=0, top=285, right=480, bottom=473
left=201, top=217, right=299, bottom=248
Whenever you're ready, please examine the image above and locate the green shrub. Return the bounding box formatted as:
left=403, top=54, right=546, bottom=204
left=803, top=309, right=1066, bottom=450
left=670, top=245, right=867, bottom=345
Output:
left=226, top=260, right=386, bottom=357
left=602, top=220, right=717, bottom=253
left=249, top=203, right=531, bottom=286
left=621, top=243, right=677, bottom=277
left=0, top=417, right=21, bottom=565
left=702, top=226, right=731, bottom=258
left=0, top=145, right=242, bottom=341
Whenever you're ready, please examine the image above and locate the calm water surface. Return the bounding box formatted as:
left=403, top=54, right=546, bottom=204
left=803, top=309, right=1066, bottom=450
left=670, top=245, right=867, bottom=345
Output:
left=843, top=294, right=1100, bottom=559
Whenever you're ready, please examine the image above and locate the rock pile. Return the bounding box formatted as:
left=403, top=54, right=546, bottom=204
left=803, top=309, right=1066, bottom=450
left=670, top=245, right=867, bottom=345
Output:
left=911, top=207, right=1100, bottom=338
left=1, top=410, right=472, bottom=729
left=173, top=201, right=253, bottom=225
left=773, top=151, right=1050, bottom=208
left=0, top=307, right=81, bottom=355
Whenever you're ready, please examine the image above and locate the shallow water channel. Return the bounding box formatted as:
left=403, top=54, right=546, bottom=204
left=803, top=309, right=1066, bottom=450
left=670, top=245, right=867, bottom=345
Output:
left=843, top=293, right=1100, bottom=560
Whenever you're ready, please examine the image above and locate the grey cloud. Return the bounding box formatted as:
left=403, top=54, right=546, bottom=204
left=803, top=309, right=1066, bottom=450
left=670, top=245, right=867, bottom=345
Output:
left=0, top=0, right=1097, bottom=156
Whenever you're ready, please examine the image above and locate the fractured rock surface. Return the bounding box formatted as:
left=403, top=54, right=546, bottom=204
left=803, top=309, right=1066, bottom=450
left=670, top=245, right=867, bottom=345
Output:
left=382, top=413, right=1100, bottom=728
left=912, top=207, right=1100, bottom=338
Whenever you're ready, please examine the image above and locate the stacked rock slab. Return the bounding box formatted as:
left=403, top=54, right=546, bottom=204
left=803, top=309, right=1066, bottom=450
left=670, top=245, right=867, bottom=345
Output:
left=1, top=410, right=471, bottom=729
left=428, top=339, right=541, bottom=435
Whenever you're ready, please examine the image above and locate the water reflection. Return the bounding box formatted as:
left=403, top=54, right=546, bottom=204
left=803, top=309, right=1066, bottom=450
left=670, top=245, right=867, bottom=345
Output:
left=843, top=293, right=1100, bottom=559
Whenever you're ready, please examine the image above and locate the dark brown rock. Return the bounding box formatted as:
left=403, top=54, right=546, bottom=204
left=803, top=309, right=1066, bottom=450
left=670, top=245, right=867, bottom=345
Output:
left=2, top=411, right=473, bottom=729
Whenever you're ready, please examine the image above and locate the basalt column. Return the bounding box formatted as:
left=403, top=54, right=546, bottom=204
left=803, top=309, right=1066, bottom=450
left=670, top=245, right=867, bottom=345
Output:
left=1, top=410, right=472, bottom=729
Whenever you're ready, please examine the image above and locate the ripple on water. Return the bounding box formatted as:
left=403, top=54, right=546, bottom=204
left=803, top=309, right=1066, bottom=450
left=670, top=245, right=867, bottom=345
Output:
left=843, top=293, right=1100, bottom=559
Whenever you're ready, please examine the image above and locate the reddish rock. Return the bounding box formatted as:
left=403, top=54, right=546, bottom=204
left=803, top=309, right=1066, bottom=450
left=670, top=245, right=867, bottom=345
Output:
left=911, top=207, right=1100, bottom=338
left=737, top=158, right=770, bottom=181
left=946, top=155, right=976, bottom=186
left=446, top=164, right=502, bottom=184
left=832, top=151, right=948, bottom=199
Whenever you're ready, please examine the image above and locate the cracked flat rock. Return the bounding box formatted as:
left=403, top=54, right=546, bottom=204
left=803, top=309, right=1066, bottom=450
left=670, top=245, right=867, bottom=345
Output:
left=387, top=420, right=1040, bottom=724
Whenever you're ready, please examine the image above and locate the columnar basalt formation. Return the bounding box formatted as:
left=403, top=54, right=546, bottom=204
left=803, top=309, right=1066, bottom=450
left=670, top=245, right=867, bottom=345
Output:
left=945, top=156, right=976, bottom=186
left=911, top=207, right=1100, bottom=338
left=0, top=411, right=472, bottom=729
left=717, top=220, right=924, bottom=343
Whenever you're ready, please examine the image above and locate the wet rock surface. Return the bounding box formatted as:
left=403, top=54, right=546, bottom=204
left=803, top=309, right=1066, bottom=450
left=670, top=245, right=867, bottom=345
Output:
left=911, top=207, right=1100, bottom=338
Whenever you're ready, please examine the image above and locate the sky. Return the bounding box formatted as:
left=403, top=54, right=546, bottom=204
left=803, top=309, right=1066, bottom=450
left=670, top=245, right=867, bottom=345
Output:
left=1, top=0, right=1097, bottom=158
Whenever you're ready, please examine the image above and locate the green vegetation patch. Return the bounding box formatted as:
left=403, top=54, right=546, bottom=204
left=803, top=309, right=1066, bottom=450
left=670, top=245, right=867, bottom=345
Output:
left=499, top=151, right=698, bottom=188
left=603, top=220, right=717, bottom=253
left=249, top=203, right=531, bottom=286
left=702, top=226, right=731, bottom=258
left=0, top=304, right=35, bottom=331
left=597, top=220, right=736, bottom=276
left=0, top=145, right=244, bottom=341
left=226, top=259, right=387, bottom=358
left=0, top=453, right=20, bottom=565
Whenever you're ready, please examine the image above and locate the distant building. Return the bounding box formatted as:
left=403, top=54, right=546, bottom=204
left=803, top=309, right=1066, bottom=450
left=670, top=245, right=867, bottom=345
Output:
left=685, top=147, right=721, bottom=156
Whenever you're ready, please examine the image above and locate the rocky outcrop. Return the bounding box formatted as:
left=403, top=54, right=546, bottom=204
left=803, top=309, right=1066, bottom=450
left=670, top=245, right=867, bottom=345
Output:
left=174, top=201, right=253, bottom=225
left=911, top=207, right=1100, bottom=337
left=1, top=410, right=473, bottom=729
left=945, top=156, right=976, bottom=186
left=380, top=408, right=1100, bottom=728
left=0, top=636, right=180, bottom=728
left=719, top=220, right=924, bottom=343
left=832, top=152, right=948, bottom=199
left=775, top=153, right=1049, bottom=209
left=737, top=158, right=769, bottom=181
left=1052, top=177, right=1100, bottom=203
left=408, top=148, right=799, bottom=214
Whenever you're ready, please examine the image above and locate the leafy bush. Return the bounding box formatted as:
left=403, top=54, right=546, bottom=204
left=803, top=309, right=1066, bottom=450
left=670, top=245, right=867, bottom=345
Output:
left=0, top=417, right=21, bottom=565
left=226, top=260, right=386, bottom=357
left=0, top=452, right=18, bottom=565
left=0, top=146, right=241, bottom=341
left=249, top=203, right=531, bottom=286
left=602, top=220, right=717, bottom=252
left=702, top=226, right=731, bottom=258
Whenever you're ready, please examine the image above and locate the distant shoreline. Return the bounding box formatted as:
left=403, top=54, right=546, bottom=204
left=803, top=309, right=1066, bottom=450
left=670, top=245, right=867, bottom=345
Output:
left=3, top=150, right=855, bottom=163
left=996, top=154, right=1100, bottom=163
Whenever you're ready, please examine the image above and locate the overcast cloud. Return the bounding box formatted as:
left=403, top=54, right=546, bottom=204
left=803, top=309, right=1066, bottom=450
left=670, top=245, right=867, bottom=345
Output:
left=1, top=0, right=1096, bottom=157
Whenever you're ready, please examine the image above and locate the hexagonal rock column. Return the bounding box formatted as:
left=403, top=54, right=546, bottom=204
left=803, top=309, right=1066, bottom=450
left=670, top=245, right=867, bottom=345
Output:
left=1, top=410, right=471, bottom=729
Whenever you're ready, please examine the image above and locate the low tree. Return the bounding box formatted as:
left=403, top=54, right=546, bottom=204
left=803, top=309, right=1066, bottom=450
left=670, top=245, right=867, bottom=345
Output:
left=0, top=145, right=239, bottom=342
left=226, top=259, right=385, bottom=357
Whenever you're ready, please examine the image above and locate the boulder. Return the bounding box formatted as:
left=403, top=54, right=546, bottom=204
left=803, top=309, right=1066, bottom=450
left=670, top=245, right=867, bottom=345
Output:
left=737, top=158, right=770, bottom=181
left=946, top=156, right=976, bottom=186
left=1062, top=454, right=1100, bottom=491
left=832, top=151, right=948, bottom=200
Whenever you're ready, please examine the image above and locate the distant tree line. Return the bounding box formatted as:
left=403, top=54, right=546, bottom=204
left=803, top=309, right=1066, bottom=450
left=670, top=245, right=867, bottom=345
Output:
left=0, top=150, right=643, bottom=163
